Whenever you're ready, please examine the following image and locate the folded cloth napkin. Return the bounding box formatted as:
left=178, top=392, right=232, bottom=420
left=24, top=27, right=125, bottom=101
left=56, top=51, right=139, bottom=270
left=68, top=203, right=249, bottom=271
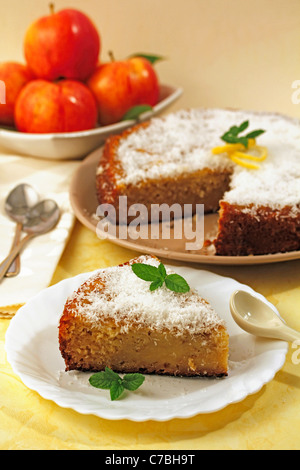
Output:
left=0, top=148, right=79, bottom=315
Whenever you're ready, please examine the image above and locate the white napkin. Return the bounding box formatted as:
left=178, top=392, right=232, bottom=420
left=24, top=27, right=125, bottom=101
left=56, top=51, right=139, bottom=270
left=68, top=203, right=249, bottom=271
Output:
left=0, top=149, right=79, bottom=311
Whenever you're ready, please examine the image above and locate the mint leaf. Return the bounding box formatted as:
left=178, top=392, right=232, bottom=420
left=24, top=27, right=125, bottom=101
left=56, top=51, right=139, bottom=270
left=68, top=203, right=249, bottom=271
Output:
left=110, top=380, right=124, bottom=401
left=150, top=278, right=164, bottom=291
left=131, top=263, right=162, bottom=281
left=237, top=120, right=249, bottom=133
left=222, top=134, right=242, bottom=144
left=131, top=262, right=190, bottom=293
left=228, top=125, right=239, bottom=135
left=122, top=373, right=145, bottom=391
left=89, top=371, right=114, bottom=389
left=89, top=367, right=120, bottom=390
left=237, top=136, right=249, bottom=148
left=103, top=366, right=120, bottom=380
left=245, top=129, right=265, bottom=139
left=165, top=274, right=190, bottom=293
left=121, top=105, right=153, bottom=121
left=222, top=132, right=248, bottom=148
left=89, top=367, right=145, bottom=400
left=158, top=262, right=167, bottom=279
left=129, top=53, right=165, bottom=64
left=221, top=121, right=265, bottom=148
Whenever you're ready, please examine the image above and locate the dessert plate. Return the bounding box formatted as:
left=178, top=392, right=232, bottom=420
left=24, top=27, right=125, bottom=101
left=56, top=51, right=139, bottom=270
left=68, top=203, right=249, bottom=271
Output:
left=69, top=148, right=300, bottom=265
left=5, top=265, right=288, bottom=421
left=0, top=84, right=182, bottom=160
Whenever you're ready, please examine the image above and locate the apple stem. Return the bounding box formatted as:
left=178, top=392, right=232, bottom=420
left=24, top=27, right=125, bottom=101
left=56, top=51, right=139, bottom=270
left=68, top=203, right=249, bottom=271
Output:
left=49, top=3, right=55, bottom=14
left=108, top=50, right=115, bottom=62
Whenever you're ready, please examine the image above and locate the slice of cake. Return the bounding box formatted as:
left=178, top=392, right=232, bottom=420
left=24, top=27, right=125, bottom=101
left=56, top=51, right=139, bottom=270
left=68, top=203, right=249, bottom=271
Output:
left=59, top=255, right=229, bottom=377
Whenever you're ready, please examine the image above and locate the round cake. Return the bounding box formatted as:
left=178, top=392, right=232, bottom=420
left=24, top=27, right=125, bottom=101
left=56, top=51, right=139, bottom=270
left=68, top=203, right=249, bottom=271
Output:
left=95, top=108, right=300, bottom=256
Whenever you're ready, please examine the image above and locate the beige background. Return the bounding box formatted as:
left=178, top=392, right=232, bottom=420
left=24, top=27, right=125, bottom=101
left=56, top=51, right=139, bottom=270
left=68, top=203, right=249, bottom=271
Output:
left=1, top=0, right=300, bottom=117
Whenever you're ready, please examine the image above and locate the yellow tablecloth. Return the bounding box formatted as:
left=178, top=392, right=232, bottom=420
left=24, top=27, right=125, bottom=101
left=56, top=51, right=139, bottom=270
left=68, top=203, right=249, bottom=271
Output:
left=1, top=219, right=300, bottom=450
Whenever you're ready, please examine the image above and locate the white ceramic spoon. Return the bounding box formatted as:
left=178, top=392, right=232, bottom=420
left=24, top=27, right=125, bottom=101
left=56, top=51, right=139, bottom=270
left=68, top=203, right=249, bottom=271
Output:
left=230, top=290, right=300, bottom=342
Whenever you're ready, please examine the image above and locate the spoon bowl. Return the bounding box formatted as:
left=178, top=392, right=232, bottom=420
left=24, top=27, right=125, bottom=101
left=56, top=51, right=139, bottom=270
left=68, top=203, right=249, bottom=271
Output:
left=0, top=199, right=60, bottom=283
left=23, top=199, right=61, bottom=235
left=4, top=183, right=40, bottom=276
left=230, top=290, right=300, bottom=343
left=5, top=183, right=40, bottom=224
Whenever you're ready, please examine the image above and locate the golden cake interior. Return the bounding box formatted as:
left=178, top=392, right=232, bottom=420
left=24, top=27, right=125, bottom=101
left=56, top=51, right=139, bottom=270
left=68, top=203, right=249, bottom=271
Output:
left=59, top=255, right=229, bottom=377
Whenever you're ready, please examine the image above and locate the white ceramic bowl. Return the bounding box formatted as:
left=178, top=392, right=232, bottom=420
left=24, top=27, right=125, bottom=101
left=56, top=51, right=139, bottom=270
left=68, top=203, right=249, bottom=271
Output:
left=0, top=84, right=182, bottom=160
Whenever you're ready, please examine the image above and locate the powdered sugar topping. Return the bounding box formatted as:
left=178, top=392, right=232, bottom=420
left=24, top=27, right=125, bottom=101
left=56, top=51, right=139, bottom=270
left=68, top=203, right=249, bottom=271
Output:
left=113, top=108, right=300, bottom=209
left=65, top=255, right=224, bottom=335
left=115, top=109, right=234, bottom=184
left=224, top=162, right=300, bottom=209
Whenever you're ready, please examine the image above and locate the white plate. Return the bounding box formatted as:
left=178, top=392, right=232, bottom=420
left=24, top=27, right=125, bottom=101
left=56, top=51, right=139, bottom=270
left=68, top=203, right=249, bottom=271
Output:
left=0, top=84, right=182, bottom=160
left=5, top=265, right=288, bottom=421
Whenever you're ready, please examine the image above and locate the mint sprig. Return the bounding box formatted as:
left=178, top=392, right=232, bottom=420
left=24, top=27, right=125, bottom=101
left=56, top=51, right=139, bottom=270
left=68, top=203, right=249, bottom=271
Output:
left=89, top=367, right=145, bottom=401
left=221, top=121, right=265, bottom=148
left=131, top=262, right=190, bottom=293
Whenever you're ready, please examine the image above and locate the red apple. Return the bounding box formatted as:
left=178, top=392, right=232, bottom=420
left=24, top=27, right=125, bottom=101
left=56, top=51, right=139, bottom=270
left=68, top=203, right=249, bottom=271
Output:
left=24, top=5, right=100, bottom=81
left=14, top=79, right=98, bottom=133
left=0, top=62, right=33, bottom=126
left=87, top=55, right=160, bottom=126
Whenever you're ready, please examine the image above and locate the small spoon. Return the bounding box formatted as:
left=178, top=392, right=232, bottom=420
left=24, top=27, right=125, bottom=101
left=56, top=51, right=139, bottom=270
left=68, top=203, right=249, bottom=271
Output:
left=230, top=290, right=300, bottom=342
left=0, top=199, right=60, bottom=283
left=4, top=183, right=40, bottom=277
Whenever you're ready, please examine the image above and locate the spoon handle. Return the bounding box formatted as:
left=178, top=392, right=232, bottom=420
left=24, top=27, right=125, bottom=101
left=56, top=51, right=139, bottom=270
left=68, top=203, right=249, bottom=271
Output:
left=279, top=324, right=300, bottom=343
left=0, top=233, right=35, bottom=283
left=5, top=222, right=22, bottom=277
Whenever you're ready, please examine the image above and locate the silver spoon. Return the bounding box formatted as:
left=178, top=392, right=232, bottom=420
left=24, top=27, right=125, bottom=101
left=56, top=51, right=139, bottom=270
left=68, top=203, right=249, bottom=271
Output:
left=4, top=183, right=40, bottom=277
left=0, top=199, right=60, bottom=283
left=230, top=290, right=300, bottom=342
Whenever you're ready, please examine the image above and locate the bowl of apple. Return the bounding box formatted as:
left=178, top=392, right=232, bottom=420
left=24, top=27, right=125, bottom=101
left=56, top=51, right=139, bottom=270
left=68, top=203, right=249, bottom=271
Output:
left=0, top=6, right=182, bottom=160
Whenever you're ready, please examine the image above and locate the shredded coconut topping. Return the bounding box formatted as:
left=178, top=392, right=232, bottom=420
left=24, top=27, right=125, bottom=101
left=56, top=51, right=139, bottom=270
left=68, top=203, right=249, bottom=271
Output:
left=113, top=108, right=300, bottom=210
left=65, top=255, right=224, bottom=335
